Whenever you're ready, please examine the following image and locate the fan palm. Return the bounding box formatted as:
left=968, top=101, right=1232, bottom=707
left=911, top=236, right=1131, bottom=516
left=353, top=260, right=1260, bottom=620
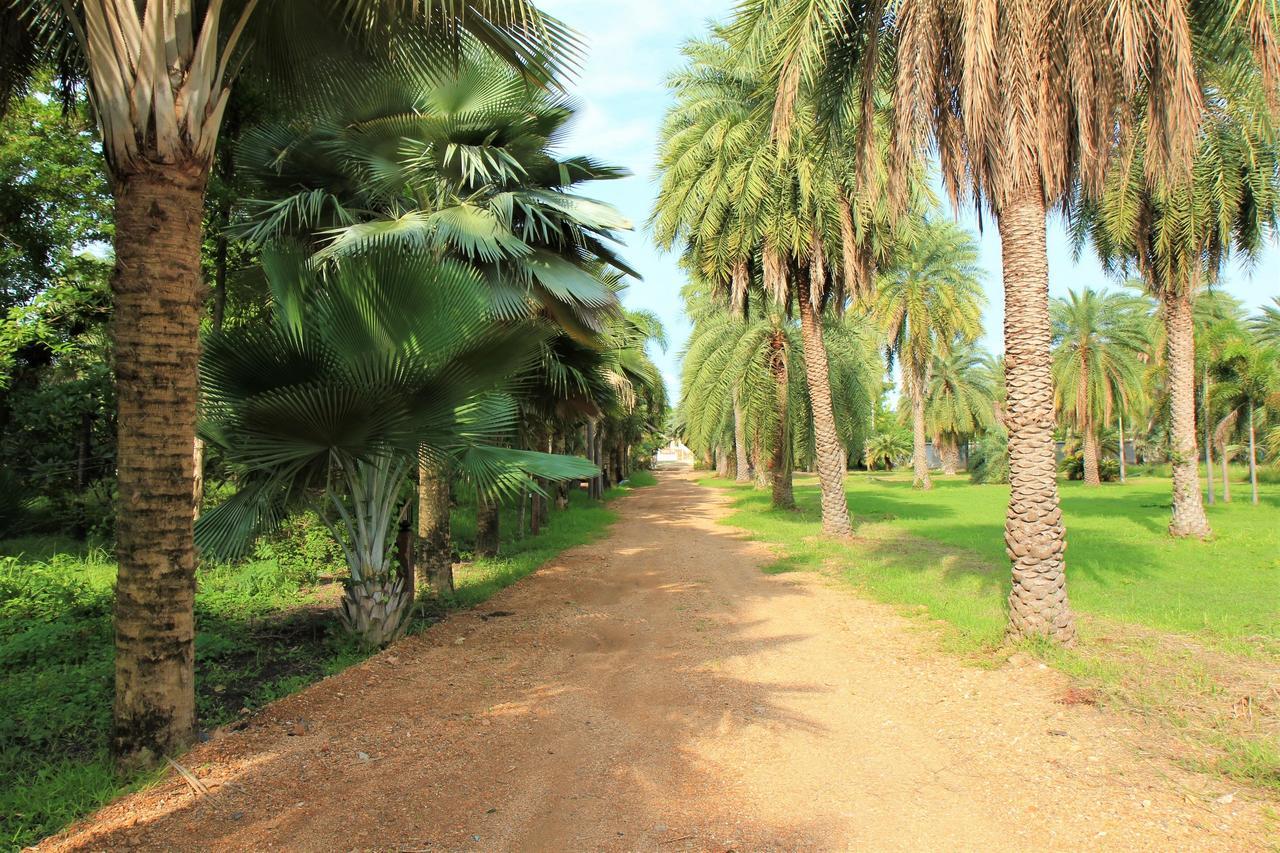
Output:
left=1073, top=43, right=1280, bottom=534
left=732, top=0, right=1278, bottom=644
left=927, top=342, right=998, bottom=476
left=654, top=31, right=910, bottom=538
left=874, top=218, right=984, bottom=489
left=3, top=0, right=577, bottom=767
left=197, top=251, right=594, bottom=643
left=1050, top=290, right=1151, bottom=486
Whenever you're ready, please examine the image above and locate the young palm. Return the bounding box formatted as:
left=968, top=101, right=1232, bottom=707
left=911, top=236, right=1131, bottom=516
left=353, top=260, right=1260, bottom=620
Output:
left=874, top=218, right=983, bottom=489
left=5, top=0, right=576, bottom=767
left=1050, top=290, right=1151, bottom=486
left=197, top=252, right=593, bottom=644
left=1073, top=46, right=1280, bottom=534
left=733, top=0, right=1278, bottom=643
left=1212, top=341, right=1280, bottom=505
left=927, top=342, right=998, bottom=476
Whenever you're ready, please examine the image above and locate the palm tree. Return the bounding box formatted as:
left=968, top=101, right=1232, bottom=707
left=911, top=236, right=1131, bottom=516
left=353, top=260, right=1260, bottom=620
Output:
left=874, top=218, right=983, bottom=489
left=733, top=0, right=1277, bottom=643
left=1073, top=41, right=1280, bottom=535
left=1254, top=297, right=1280, bottom=347
left=653, top=32, right=908, bottom=538
left=197, top=252, right=593, bottom=643
left=1050, top=290, right=1151, bottom=486
left=927, top=342, right=998, bottom=475
left=863, top=428, right=912, bottom=471
left=5, top=0, right=576, bottom=768
left=1213, top=341, right=1280, bottom=505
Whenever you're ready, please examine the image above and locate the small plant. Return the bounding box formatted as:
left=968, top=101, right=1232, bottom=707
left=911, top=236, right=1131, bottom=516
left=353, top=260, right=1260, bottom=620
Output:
left=1060, top=451, right=1120, bottom=482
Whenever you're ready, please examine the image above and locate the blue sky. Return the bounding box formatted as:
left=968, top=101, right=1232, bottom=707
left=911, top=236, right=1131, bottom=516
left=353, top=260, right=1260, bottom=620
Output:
left=541, top=0, right=1280, bottom=397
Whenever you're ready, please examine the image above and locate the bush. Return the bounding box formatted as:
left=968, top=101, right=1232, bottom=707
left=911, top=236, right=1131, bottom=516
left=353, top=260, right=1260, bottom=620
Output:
left=1060, top=451, right=1120, bottom=482
left=249, top=509, right=345, bottom=586
left=969, top=429, right=1009, bottom=484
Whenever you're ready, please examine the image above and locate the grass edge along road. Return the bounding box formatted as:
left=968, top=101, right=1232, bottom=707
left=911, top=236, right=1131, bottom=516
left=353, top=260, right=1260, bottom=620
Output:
left=699, top=471, right=1280, bottom=798
left=0, top=472, right=655, bottom=851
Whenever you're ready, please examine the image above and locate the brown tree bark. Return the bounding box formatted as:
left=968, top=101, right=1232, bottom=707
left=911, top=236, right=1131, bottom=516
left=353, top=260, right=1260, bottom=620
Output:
left=716, top=446, right=731, bottom=478
left=1203, top=368, right=1214, bottom=504
left=1248, top=407, right=1259, bottom=505
left=110, top=164, right=206, bottom=769
left=1164, top=290, right=1212, bottom=537
left=416, top=460, right=453, bottom=596
left=769, top=332, right=795, bottom=510
left=1082, top=428, right=1102, bottom=486
left=998, top=189, right=1075, bottom=645
left=475, top=491, right=499, bottom=557
left=908, top=370, right=933, bottom=490
left=733, top=389, right=751, bottom=482
left=939, top=438, right=960, bottom=476
left=796, top=284, right=853, bottom=535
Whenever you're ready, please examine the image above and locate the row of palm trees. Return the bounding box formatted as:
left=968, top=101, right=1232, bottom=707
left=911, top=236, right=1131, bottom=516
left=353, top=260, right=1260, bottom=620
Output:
left=2, top=1, right=666, bottom=771
left=660, top=1, right=1279, bottom=648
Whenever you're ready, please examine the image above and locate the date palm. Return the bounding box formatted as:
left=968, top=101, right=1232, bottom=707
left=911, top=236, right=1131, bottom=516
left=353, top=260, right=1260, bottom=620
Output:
left=927, top=341, right=997, bottom=475
left=5, top=0, right=577, bottom=769
left=1050, top=290, right=1151, bottom=486
left=1212, top=341, right=1280, bottom=505
left=874, top=218, right=983, bottom=489
left=654, top=32, right=907, bottom=537
left=733, top=0, right=1278, bottom=643
left=1253, top=297, right=1280, bottom=347
left=1073, top=44, right=1280, bottom=534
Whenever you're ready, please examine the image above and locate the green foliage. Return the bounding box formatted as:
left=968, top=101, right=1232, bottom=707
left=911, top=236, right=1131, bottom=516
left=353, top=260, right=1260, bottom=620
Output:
left=249, top=509, right=347, bottom=587
left=1060, top=451, right=1121, bottom=482
left=863, top=428, right=912, bottom=470
left=969, top=427, right=1010, bottom=484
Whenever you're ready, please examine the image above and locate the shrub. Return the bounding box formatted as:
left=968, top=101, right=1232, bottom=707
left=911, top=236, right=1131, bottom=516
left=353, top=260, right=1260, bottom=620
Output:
left=1060, top=451, right=1120, bottom=482
left=969, top=428, right=1009, bottom=484
left=250, top=509, right=346, bottom=586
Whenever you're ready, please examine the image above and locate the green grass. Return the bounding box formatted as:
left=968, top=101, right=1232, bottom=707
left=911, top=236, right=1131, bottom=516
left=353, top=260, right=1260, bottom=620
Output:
left=0, top=474, right=648, bottom=851
left=701, top=468, right=1280, bottom=791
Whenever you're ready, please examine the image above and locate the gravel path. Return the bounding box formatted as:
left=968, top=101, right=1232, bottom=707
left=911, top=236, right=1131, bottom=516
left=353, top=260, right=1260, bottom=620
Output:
left=45, top=469, right=1272, bottom=851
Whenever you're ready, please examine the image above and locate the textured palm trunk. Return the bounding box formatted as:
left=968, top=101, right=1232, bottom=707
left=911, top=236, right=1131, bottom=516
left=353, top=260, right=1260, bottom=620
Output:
left=1221, top=442, right=1232, bottom=502
left=1082, top=428, right=1102, bottom=486
left=908, top=372, right=932, bottom=490
left=1117, top=411, right=1127, bottom=484
left=110, top=164, right=206, bottom=770
left=733, top=390, right=751, bottom=482
left=752, top=439, right=769, bottom=489
left=475, top=491, right=499, bottom=557
left=939, top=439, right=960, bottom=476
left=1248, top=407, right=1259, bottom=505
left=997, top=189, right=1074, bottom=645
left=1164, top=291, right=1212, bottom=537
left=416, top=459, right=453, bottom=596
left=1203, top=368, right=1215, bottom=504
left=796, top=286, right=853, bottom=535
left=770, top=336, right=795, bottom=510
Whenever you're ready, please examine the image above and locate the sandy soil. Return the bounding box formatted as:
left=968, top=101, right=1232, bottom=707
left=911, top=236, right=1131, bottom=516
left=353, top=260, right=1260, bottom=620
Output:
left=43, top=470, right=1274, bottom=851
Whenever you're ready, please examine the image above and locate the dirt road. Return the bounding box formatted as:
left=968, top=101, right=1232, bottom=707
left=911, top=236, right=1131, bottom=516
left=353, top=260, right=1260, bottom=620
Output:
left=47, top=470, right=1271, bottom=851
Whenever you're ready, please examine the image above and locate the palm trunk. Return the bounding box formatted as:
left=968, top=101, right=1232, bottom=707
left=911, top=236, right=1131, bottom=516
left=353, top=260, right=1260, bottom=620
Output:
left=1162, top=289, right=1212, bottom=536
left=1221, top=440, right=1232, bottom=502
left=475, top=491, right=499, bottom=557
left=1203, top=367, right=1214, bottom=504
left=795, top=285, right=853, bottom=535
left=1082, top=428, right=1102, bottom=486
left=940, top=438, right=960, bottom=476
left=1117, top=411, right=1127, bottom=484
left=1248, top=407, right=1259, bottom=505
left=416, top=459, right=453, bottom=596
left=997, top=188, right=1074, bottom=645
left=753, top=439, right=769, bottom=489
left=733, top=389, right=751, bottom=482
left=769, top=333, right=795, bottom=510
left=110, top=164, right=206, bottom=769
left=908, top=371, right=932, bottom=490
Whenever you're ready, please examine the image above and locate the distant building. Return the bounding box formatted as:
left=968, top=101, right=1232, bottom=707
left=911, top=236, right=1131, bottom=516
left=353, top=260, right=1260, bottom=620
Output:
left=656, top=439, right=694, bottom=465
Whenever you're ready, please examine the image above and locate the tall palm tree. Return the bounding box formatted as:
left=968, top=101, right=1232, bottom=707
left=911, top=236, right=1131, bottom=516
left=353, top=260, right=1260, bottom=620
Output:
left=4, top=0, right=576, bottom=768
left=1050, top=290, right=1151, bottom=486
left=1254, top=297, right=1280, bottom=347
left=1213, top=340, right=1280, bottom=505
left=653, top=32, right=909, bottom=538
left=1073, top=41, right=1280, bottom=535
left=734, top=0, right=1278, bottom=643
left=874, top=218, right=983, bottom=489
left=927, top=342, right=998, bottom=475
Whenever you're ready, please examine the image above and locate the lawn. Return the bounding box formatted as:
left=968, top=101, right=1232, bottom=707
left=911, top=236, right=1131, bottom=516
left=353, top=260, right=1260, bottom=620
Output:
left=702, top=467, right=1280, bottom=790
left=0, top=473, right=652, bottom=850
